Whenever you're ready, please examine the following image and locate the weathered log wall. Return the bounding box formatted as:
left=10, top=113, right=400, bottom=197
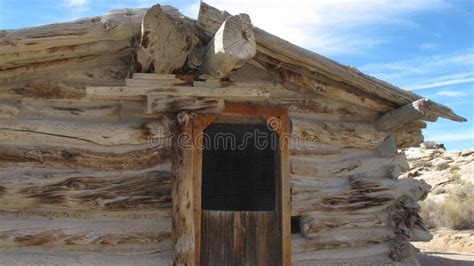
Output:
left=287, top=112, right=430, bottom=265
left=0, top=94, right=429, bottom=265
left=0, top=93, right=175, bottom=264
left=0, top=6, right=430, bottom=265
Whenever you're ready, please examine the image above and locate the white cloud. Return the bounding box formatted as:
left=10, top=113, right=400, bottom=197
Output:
left=186, top=0, right=451, bottom=56
left=360, top=49, right=474, bottom=90
left=437, top=90, right=467, bottom=97
left=406, top=74, right=474, bottom=90
left=64, top=0, right=88, bottom=7
left=419, top=42, right=437, bottom=50
left=426, top=130, right=474, bottom=142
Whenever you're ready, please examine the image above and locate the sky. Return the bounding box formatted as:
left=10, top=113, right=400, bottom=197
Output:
left=1, top=0, right=473, bottom=150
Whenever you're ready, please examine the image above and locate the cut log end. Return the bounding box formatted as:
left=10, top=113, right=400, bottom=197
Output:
left=199, top=14, right=257, bottom=78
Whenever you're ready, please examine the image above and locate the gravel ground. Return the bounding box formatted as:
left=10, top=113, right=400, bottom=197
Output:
left=417, top=252, right=474, bottom=266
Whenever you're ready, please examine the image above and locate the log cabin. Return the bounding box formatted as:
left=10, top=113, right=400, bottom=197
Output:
left=0, top=2, right=466, bottom=266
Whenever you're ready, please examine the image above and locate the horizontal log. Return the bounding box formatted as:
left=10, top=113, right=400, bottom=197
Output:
left=87, top=86, right=270, bottom=101
left=125, top=78, right=191, bottom=87
left=0, top=142, right=172, bottom=171
left=377, top=99, right=433, bottom=130
left=300, top=212, right=389, bottom=238
left=289, top=139, right=340, bottom=155
left=0, top=246, right=170, bottom=265
left=376, top=98, right=466, bottom=130
left=292, top=238, right=391, bottom=261
left=0, top=103, right=19, bottom=118
left=0, top=44, right=131, bottom=82
left=295, top=227, right=395, bottom=249
left=292, top=176, right=429, bottom=216
left=291, top=118, right=388, bottom=150
left=146, top=95, right=224, bottom=114
left=284, top=97, right=379, bottom=120
left=0, top=207, right=171, bottom=220
left=0, top=39, right=132, bottom=70
left=0, top=215, right=171, bottom=248
left=0, top=168, right=172, bottom=210
left=12, top=99, right=147, bottom=121
left=0, top=118, right=171, bottom=146
left=290, top=152, right=409, bottom=178
left=0, top=9, right=144, bottom=55
left=291, top=175, right=349, bottom=194
left=132, top=73, right=177, bottom=80
left=392, top=125, right=424, bottom=148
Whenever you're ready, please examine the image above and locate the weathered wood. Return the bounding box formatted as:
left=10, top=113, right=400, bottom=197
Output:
left=171, top=112, right=195, bottom=265
left=291, top=118, right=388, bottom=150
left=0, top=168, right=172, bottom=210
left=292, top=176, right=429, bottom=216
left=392, top=125, right=424, bottom=148
left=146, top=95, right=224, bottom=114
left=0, top=103, right=19, bottom=118
left=200, top=14, right=256, bottom=78
left=290, top=151, right=409, bottom=178
left=292, top=239, right=391, bottom=261
left=377, top=135, right=398, bottom=158
left=300, top=212, right=388, bottom=238
left=0, top=141, right=172, bottom=170
left=132, top=73, right=177, bottom=80
left=298, top=227, right=395, bottom=249
left=377, top=99, right=439, bottom=130
left=11, top=99, right=146, bottom=121
left=0, top=215, right=171, bottom=248
left=289, top=139, right=341, bottom=155
left=126, top=78, right=191, bottom=87
left=136, top=5, right=199, bottom=74
left=279, top=112, right=292, bottom=266
left=0, top=246, right=171, bottom=265
left=377, top=98, right=466, bottom=131
left=0, top=9, right=145, bottom=55
left=391, top=196, right=432, bottom=242
left=0, top=118, right=170, bottom=146
left=0, top=50, right=131, bottom=83
left=0, top=39, right=132, bottom=70
left=200, top=211, right=279, bottom=266
left=87, top=86, right=270, bottom=101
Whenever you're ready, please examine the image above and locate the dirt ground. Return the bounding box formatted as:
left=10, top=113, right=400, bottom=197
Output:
left=417, top=252, right=474, bottom=266
left=414, top=229, right=474, bottom=265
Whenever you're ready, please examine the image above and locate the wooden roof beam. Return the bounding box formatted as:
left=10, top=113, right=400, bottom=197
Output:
left=376, top=98, right=467, bottom=131
left=199, top=14, right=256, bottom=78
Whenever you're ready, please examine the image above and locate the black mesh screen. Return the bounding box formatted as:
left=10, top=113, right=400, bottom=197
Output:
left=201, top=123, right=278, bottom=211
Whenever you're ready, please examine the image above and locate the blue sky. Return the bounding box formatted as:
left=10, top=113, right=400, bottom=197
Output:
left=1, top=0, right=473, bottom=150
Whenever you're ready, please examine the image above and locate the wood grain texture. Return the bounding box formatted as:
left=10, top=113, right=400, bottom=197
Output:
left=87, top=86, right=270, bottom=101
left=171, top=112, right=196, bottom=265
left=146, top=95, right=224, bottom=114
left=136, top=4, right=199, bottom=74
left=0, top=168, right=172, bottom=211
left=200, top=211, right=279, bottom=266
left=200, top=14, right=256, bottom=78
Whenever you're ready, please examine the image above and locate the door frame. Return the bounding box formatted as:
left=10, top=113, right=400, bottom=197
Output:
left=191, top=103, right=291, bottom=265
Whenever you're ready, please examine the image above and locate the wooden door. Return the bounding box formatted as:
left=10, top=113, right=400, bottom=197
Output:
left=199, top=122, right=282, bottom=266
left=200, top=211, right=280, bottom=266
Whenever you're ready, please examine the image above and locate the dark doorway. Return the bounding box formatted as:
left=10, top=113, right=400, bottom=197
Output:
left=200, top=123, right=281, bottom=266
